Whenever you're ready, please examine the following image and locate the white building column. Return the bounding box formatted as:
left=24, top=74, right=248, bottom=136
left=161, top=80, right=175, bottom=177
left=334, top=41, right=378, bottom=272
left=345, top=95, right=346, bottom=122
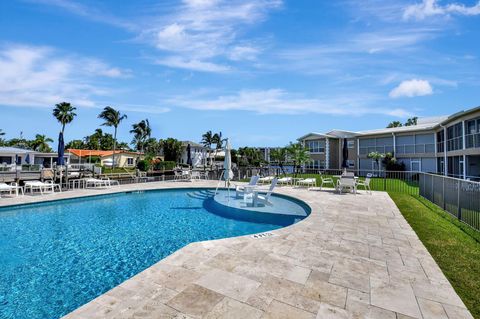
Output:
left=463, top=154, right=467, bottom=179
left=443, top=127, right=448, bottom=176
left=462, top=121, right=466, bottom=150
left=392, top=133, right=396, bottom=155
left=325, top=138, right=330, bottom=169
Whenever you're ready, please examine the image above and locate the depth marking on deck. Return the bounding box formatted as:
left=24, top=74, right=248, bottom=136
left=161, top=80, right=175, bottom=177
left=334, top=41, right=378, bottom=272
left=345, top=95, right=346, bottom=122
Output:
left=251, top=232, right=275, bottom=239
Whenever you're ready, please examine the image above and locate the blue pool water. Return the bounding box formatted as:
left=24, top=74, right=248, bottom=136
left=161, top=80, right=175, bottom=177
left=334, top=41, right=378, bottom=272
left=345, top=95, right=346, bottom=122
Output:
left=0, top=188, right=309, bottom=319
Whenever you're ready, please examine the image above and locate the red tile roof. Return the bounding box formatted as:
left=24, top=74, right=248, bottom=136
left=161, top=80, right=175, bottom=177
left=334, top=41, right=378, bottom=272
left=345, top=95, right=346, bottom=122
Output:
left=67, top=149, right=143, bottom=157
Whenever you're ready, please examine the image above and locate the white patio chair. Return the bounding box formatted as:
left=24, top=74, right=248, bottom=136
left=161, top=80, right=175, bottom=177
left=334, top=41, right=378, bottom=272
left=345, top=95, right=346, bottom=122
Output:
left=336, top=176, right=357, bottom=194
left=247, top=178, right=278, bottom=207
left=318, top=172, right=335, bottom=190
left=235, top=175, right=259, bottom=198
left=356, top=173, right=373, bottom=194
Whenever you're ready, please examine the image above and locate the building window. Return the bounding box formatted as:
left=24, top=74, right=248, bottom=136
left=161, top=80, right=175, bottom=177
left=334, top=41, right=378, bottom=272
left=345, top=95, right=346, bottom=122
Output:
left=446, top=122, right=463, bottom=151
left=305, top=140, right=325, bottom=153
left=466, top=117, right=480, bottom=148
left=305, top=160, right=326, bottom=170
left=127, top=158, right=134, bottom=165
left=347, top=140, right=355, bottom=149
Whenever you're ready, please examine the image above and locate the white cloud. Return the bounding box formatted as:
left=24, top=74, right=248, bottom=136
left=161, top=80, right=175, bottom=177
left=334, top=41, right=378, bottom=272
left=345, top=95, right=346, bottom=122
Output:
left=389, top=79, right=433, bottom=98
left=229, top=46, right=261, bottom=61
left=404, top=0, right=480, bottom=20
left=166, top=89, right=411, bottom=117
left=155, top=57, right=230, bottom=73
left=142, top=0, right=281, bottom=72
left=0, top=44, right=128, bottom=108
left=24, top=0, right=137, bottom=30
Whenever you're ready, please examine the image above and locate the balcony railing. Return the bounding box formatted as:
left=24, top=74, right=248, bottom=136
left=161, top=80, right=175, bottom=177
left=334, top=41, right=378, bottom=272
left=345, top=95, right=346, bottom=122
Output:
left=359, top=143, right=435, bottom=155
left=395, top=143, right=435, bottom=154
left=446, top=136, right=463, bottom=152
left=359, top=146, right=394, bottom=155
left=465, top=132, right=480, bottom=149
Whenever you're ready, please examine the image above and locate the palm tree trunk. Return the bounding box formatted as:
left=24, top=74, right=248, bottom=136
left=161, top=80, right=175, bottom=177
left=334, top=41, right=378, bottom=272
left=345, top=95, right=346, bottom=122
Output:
left=113, top=126, right=117, bottom=169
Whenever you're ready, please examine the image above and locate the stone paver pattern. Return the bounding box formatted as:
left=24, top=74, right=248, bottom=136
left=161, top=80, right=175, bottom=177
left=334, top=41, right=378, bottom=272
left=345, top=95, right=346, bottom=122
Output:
left=0, top=181, right=473, bottom=318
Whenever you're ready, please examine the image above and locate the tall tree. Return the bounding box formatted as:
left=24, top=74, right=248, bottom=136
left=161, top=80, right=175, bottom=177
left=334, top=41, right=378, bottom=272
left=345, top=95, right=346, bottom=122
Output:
left=98, top=106, right=127, bottom=168
left=160, top=138, right=183, bottom=162
left=286, top=142, right=310, bottom=177
left=65, top=139, right=86, bottom=150
left=30, top=134, right=54, bottom=152
left=130, top=119, right=151, bottom=153
left=52, top=102, right=77, bottom=134
left=405, top=117, right=418, bottom=126
left=387, top=121, right=403, bottom=128
left=201, top=131, right=215, bottom=167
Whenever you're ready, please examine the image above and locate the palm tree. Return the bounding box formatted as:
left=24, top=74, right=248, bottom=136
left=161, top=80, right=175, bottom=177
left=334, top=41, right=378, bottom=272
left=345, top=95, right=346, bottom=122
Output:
left=270, top=147, right=288, bottom=175
left=211, top=131, right=228, bottom=167
left=0, top=129, right=5, bottom=146
left=130, top=119, right=151, bottom=153
left=98, top=106, right=127, bottom=168
left=387, top=121, right=403, bottom=128
left=405, top=117, right=418, bottom=126
left=368, top=151, right=385, bottom=175
left=53, top=102, right=77, bottom=134
left=201, top=131, right=215, bottom=167
left=31, top=134, right=54, bottom=152
left=286, top=142, right=311, bottom=177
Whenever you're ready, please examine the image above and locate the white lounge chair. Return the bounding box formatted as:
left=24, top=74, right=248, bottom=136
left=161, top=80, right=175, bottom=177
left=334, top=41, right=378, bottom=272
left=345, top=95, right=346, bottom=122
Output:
left=336, top=176, right=357, bottom=194
left=247, top=178, right=278, bottom=207
left=85, top=178, right=118, bottom=188
left=296, top=178, right=317, bottom=188
left=356, top=173, right=372, bottom=194
left=0, top=182, right=24, bottom=197
left=24, top=181, right=61, bottom=195
left=277, top=177, right=293, bottom=186
left=318, top=172, right=335, bottom=190
left=258, top=176, right=274, bottom=184
left=235, top=175, right=259, bottom=198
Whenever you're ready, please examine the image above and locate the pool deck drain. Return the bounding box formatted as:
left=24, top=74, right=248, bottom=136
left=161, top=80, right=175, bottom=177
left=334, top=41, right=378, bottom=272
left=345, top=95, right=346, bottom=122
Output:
left=0, top=181, right=473, bottom=319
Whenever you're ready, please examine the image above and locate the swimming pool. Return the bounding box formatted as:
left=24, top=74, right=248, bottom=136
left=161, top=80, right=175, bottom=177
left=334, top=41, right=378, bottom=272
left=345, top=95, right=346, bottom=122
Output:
left=0, top=188, right=309, bottom=319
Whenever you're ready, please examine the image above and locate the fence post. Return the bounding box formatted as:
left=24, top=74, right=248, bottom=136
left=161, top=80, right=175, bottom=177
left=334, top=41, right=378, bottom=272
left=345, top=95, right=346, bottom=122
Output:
left=457, top=180, right=461, bottom=221
left=383, top=174, right=386, bottom=191
left=442, top=176, right=445, bottom=210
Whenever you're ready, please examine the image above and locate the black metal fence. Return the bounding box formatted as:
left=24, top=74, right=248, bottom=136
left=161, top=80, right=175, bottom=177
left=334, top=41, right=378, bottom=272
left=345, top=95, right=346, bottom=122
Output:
left=420, top=173, right=480, bottom=231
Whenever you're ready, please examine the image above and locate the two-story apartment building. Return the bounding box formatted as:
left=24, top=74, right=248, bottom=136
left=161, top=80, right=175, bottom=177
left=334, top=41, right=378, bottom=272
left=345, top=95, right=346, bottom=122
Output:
left=298, top=106, right=480, bottom=179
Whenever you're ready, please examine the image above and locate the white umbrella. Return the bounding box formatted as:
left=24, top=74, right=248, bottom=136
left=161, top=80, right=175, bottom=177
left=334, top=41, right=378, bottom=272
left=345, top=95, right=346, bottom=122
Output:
left=223, top=139, right=233, bottom=186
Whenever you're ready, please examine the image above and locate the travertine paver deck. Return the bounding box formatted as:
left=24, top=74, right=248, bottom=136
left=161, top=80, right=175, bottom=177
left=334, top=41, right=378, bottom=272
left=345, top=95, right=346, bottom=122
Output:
left=0, top=181, right=473, bottom=318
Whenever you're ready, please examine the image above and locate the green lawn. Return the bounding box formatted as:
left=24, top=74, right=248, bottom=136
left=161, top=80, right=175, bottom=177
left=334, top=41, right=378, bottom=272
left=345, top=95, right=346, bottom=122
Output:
left=389, top=193, right=480, bottom=318
left=286, top=173, right=419, bottom=195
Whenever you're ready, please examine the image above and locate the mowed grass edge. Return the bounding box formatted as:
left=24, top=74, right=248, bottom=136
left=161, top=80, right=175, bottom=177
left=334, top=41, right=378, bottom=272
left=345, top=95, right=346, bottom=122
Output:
left=389, top=193, right=480, bottom=318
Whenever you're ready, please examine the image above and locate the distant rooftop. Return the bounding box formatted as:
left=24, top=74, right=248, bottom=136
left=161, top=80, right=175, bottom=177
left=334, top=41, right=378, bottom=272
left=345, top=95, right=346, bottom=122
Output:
left=0, top=147, right=35, bottom=154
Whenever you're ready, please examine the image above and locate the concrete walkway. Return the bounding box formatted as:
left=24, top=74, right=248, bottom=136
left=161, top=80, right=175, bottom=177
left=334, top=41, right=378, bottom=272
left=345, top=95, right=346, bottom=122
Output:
left=0, top=181, right=473, bottom=318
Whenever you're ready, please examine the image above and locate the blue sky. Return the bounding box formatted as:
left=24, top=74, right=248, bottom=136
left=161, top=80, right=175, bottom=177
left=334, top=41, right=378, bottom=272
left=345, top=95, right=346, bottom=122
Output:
left=0, top=0, right=479, bottom=147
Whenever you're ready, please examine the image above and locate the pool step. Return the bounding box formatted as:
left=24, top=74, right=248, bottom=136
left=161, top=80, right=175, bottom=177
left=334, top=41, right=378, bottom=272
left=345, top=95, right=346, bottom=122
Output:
left=186, top=190, right=215, bottom=199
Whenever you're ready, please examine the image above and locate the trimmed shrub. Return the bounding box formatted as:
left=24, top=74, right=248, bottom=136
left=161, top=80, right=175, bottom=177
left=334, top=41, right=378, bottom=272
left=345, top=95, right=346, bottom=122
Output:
left=136, top=159, right=150, bottom=172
